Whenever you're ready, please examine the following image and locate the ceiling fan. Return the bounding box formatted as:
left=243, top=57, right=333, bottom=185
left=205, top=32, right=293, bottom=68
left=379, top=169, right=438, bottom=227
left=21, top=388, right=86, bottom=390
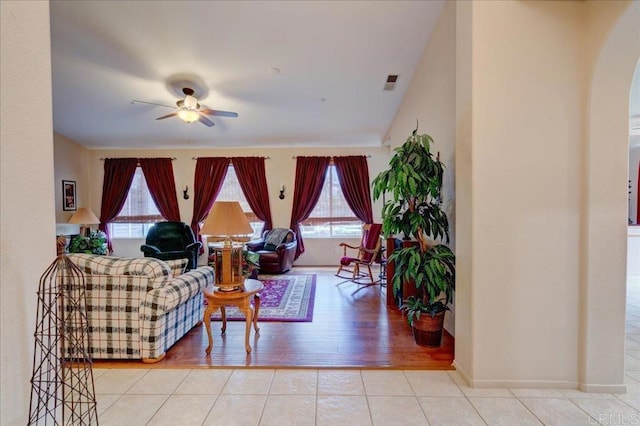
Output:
left=132, top=88, right=238, bottom=127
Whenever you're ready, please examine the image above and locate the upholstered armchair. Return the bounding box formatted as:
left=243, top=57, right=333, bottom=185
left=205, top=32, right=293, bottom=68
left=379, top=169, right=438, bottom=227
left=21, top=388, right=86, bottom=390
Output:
left=140, top=221, right=202, bottom=270
left=246, top=228, right=297, bottom=274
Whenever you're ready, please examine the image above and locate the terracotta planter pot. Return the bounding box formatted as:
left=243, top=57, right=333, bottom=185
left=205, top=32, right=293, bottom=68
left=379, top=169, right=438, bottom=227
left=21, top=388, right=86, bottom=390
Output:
left=411, top=310, right=445, bottom=347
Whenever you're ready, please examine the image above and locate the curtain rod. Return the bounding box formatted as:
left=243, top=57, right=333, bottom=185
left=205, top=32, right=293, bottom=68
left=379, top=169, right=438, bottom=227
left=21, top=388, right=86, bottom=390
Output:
left=99, top=157, right=176, bottom=161
left=191, top=156, right=270, bottom=160
left=290, top=155, right=371, bottom=159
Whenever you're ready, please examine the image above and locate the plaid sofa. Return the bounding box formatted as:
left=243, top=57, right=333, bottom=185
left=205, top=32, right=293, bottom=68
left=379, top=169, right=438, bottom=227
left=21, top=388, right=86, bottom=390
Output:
left=68, top=254, right=214, bottom=362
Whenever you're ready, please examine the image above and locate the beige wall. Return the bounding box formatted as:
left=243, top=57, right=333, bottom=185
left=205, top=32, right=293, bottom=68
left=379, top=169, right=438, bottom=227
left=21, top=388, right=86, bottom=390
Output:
left=582, top=0, right=639, bottom=391
left=54, top=132, right=90, bottom=234
left=472, top=0, right=584, bottom=389
left=448, top=0, right=638, bottom=390
left=455, top=0, right=474, bottom=380
left=0, top=1, right=55, bottom=425
left=85, top=146, right=390, bottom=265
left=385, top=1, right=456, bottom=334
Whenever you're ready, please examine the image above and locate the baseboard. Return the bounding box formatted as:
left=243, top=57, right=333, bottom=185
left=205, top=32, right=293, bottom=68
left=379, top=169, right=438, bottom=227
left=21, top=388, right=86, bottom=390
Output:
left=452, top=360, right=625, bottom=392
left=470, top=378, right=579, bottom=389
left=579, top=383, right=627, bottom=394
left=452, top=360, right=472, bottom=385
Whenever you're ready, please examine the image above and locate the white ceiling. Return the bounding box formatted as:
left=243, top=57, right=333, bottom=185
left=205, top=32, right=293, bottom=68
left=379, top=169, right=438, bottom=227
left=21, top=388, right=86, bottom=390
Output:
left=50, top=1, right=444, bottom=150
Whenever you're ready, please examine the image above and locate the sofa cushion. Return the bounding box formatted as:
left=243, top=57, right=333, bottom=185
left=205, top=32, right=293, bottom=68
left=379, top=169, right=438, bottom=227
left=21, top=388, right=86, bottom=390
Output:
left=68, top=254, right=172, bottom=288
left=165, top=258, right=188, bottom=277
left=142, top=266, right=214, bottom=313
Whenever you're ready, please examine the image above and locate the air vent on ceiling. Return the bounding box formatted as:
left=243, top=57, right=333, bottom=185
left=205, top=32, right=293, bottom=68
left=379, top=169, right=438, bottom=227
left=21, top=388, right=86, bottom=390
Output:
left=383, top=74, right=399, bottom=91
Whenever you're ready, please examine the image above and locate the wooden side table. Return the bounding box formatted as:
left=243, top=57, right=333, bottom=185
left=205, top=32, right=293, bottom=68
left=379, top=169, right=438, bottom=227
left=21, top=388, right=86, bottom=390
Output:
left=203, top=279, right=263, bottom=354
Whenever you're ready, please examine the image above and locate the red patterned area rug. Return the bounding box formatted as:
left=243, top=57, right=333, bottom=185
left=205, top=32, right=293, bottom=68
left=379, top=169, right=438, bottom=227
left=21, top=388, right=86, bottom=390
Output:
left=210, top=274, right=316, bottom=322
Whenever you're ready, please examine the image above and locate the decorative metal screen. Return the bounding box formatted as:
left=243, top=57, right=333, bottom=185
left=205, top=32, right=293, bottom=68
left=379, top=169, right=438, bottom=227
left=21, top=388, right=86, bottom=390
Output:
left=28, top=236, right=98, bottom=425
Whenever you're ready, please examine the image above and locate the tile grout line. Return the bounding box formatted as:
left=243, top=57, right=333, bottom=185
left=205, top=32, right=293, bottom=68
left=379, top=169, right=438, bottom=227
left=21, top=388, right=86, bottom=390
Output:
left=360, top=370, right=378, bottom=426
left=254, top=368, right=274, bottom=426
left=139, top=368, right=190, bottom=426
left=447, top=370, right=489, bottom=425
left=200, top=368, right=234, bottom=425
left=401, top=370, right=433, bottom=425
left=565, top=397, right=608, bottom=425
left=511, top=393, right=547, bottom=426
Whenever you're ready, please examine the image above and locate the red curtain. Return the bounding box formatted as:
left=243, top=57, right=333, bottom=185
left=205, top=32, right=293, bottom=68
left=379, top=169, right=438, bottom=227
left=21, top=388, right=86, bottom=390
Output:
left=334, top=156, right=373, bottom=223
left=190, top=157, right=230, bottom=250
left=139, top=158, right=181, bottom=222
left=232, top=157, right=273, bottom=233
left=98, top=158, right=138, bottom=252
left=289, top=156, right=331, bottom=259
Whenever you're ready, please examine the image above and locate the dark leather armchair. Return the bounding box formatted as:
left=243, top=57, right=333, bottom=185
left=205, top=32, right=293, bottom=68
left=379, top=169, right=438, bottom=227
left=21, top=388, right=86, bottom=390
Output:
left=140, top=221, right=202, bottom=270
left=246, top=228, right=297, bottom=274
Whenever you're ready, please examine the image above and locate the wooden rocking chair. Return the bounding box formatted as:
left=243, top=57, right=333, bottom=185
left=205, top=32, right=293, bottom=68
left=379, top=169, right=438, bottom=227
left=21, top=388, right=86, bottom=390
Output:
left=336, top=223, right=383, bottom=285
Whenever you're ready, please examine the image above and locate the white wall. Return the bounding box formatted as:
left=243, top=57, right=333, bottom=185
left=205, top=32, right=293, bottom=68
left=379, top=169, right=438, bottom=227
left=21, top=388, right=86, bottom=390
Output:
left=84, top=146, right=390, bottom=265
left=471, top=0, right=584, bottom=389
left=0, top=2, right=55, bottom=425
left=385, top=1, right=456, bottom=334
left=582, top=0, right=639, bottom=392
left=455, top=0, right=474, bottom=379
left=449, top=0, right=638, bottom=390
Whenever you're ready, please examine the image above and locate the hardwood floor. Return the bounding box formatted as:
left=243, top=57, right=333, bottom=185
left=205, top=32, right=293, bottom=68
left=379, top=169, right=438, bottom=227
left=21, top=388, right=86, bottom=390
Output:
left=93, top=267, right=454, bottom=370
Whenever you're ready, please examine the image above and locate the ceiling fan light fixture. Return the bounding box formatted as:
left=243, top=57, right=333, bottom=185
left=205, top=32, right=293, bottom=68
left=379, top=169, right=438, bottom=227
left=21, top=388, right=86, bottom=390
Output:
left=184, top=94, right=198, bottom=109
left=178, top=109, right=199, bottom=123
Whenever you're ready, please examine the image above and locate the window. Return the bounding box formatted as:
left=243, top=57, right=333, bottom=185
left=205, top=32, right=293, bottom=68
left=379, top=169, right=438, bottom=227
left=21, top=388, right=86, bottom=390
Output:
left=109, top=168, right=162, bottom=238
left=215, top=165, right=263, bottom=238
left=300, top=165, right=362, bottom=238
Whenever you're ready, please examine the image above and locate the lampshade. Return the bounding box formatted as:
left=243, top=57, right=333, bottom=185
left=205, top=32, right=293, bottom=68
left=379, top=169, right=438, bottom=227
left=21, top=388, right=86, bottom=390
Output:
left=200, top=201, right=253, bottom=239
left=178, top=109, right=199, bottom=123
left=68, top=207, right=100, bottom=225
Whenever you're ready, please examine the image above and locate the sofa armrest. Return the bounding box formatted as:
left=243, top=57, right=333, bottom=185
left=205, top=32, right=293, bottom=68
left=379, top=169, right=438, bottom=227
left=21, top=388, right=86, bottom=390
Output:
left=246, top=240, right=265, bottom=251
left=185, top=241, right=202, bottom=252
left=276, top=241, right=297, bottom=252
left=142, top=266, right=214, bottom=313
left=140, top=244, right=161, bottom=255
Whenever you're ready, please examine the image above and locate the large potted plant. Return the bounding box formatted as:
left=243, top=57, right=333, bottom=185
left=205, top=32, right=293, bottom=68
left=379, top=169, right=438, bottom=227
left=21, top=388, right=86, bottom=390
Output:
left=372, top=127, right=455, bottom=347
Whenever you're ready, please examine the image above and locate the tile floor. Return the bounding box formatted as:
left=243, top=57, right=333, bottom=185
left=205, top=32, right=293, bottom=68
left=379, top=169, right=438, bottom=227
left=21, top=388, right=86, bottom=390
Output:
left=93, top=274, right=640, bottom=425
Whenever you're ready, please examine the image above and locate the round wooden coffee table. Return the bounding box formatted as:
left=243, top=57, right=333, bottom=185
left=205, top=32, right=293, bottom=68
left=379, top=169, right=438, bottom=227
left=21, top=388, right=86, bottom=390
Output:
left=203, top=279, right=263, bottom=354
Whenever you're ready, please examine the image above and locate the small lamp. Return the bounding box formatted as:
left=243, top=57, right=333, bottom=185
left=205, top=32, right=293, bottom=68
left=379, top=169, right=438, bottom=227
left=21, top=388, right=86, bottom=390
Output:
left=68, top=207, right=100, bottom=237
left=200, top=201, right=254, bottom=291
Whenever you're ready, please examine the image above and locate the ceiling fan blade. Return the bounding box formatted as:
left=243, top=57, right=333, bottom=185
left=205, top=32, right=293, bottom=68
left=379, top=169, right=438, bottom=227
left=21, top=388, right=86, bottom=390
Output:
left=198, top=114, right=215, bottom=127
left=131, top=99, right=176, bottom=109
left=155, top=112, right=178, bottom=120
left=200, top=108, right=238, bottom=118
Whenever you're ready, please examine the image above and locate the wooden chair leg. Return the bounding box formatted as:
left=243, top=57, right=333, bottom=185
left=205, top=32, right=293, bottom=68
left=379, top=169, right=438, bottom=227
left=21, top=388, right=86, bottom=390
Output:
left=366, top=264, right=374, bottom=282
left=253, top=294, right=260, bottom=332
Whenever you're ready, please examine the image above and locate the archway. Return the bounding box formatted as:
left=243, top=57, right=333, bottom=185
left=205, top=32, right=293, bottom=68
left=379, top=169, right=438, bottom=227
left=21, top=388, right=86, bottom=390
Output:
left=581, top=2, right=640, bottom=391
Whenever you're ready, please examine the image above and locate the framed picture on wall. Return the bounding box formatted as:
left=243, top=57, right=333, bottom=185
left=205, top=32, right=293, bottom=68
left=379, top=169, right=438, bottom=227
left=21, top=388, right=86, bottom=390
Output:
left=62, top=180, right=77, bottom=211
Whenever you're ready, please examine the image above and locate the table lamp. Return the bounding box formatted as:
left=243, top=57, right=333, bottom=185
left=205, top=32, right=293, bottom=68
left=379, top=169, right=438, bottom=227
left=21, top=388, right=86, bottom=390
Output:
left=68, top=207, right=100, bottom=237
left=200, top=201, right=254, bottom=291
